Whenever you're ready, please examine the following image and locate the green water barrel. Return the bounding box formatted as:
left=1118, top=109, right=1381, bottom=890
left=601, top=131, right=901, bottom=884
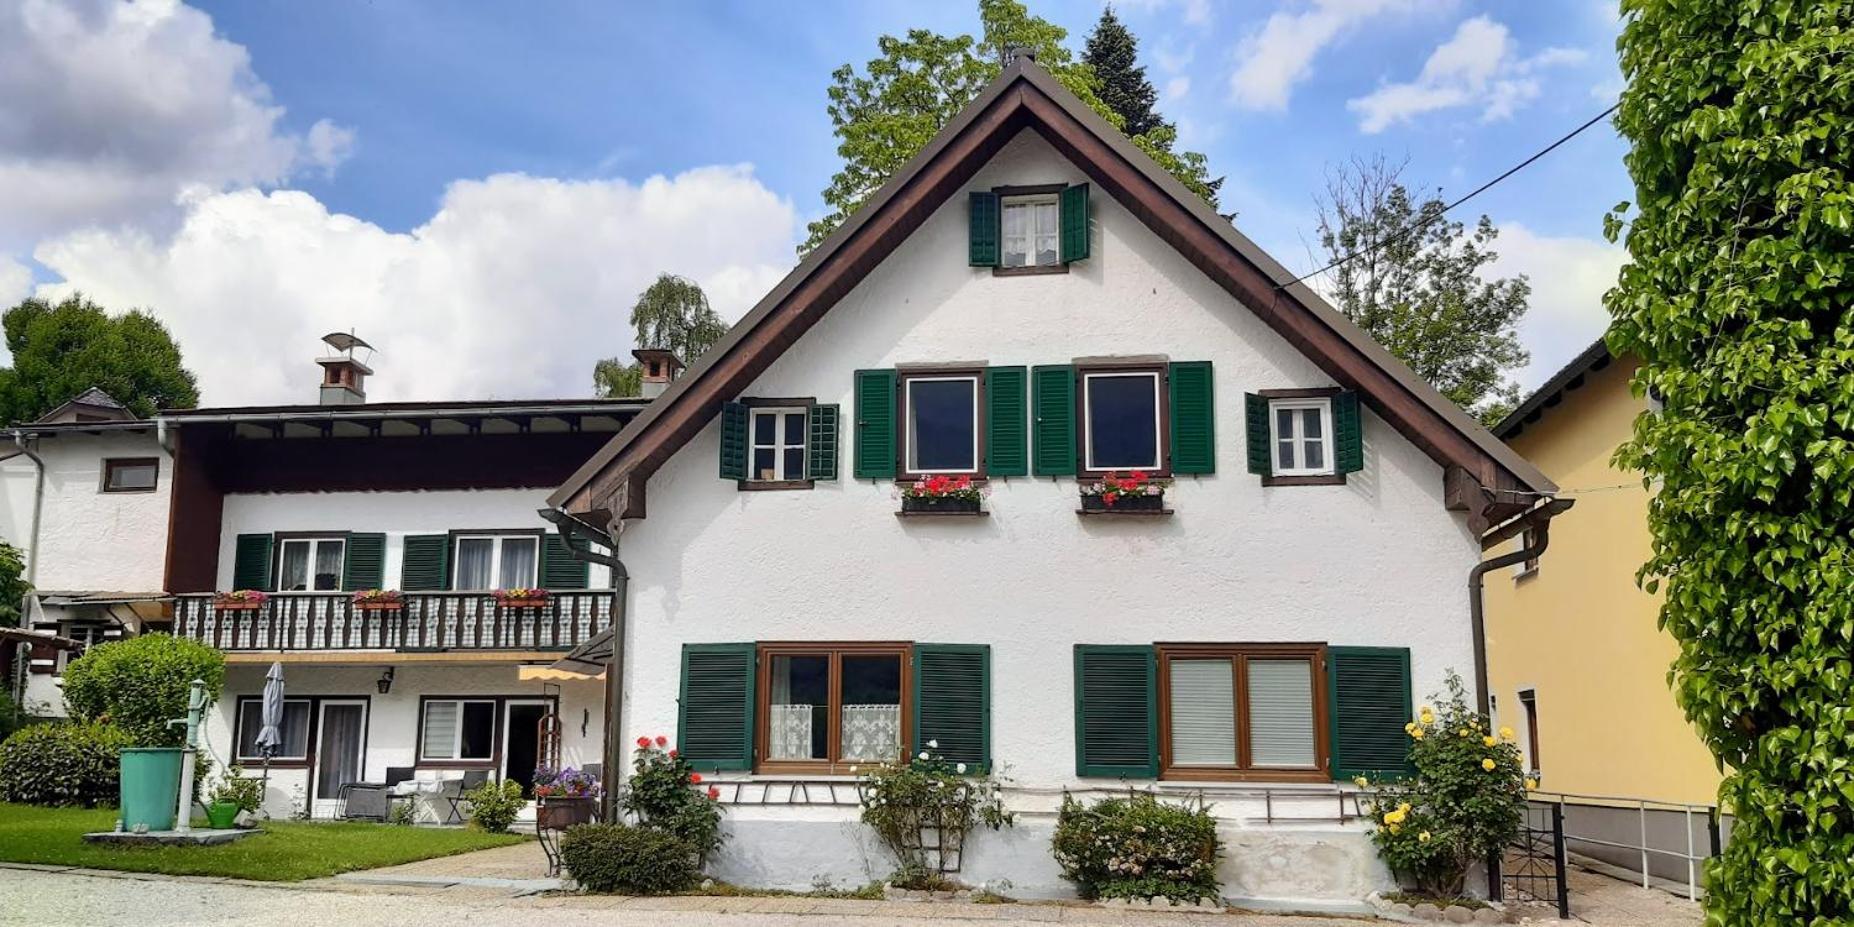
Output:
left=119, top=748, right=184, bottom=832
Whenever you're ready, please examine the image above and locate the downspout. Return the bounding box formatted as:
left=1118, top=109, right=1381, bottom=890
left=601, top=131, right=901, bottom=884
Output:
left=539, top=506, right=627, bottom=822
left=13, top=433, right=43, bottom=586
left=1468, top=498, right=1574, bottom=715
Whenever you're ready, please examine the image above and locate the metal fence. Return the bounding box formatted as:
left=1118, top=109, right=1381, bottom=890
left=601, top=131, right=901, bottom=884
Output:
left=1528, top=790, right=1724, bottom=901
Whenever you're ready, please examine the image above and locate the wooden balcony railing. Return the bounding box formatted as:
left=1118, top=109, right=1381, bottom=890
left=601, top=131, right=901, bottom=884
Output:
left=173, top=591, right=612, bottom=653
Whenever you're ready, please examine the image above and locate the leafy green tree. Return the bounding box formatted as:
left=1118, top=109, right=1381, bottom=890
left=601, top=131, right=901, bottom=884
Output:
left=1605, top=2, right=1854, bottom=922
left=802, top=0, right=1222, bottom=255
left=1314, top=156, right=1529, bottom=424
left=0, top=541, right=26, bottom=628
left=592, top=274, right=727, bottom=398
left=0, top=295, right=199, bottom=425
left=61, top=634, right=224, bottom=747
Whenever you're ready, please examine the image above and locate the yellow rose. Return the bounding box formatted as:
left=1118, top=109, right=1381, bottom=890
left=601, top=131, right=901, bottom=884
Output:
left=1525, top=778, right=1538, bottom=790
left=1483, top=735, right=1497, bottom=747
left=1499, top=726, right=1515, bottom=741
left=1481, top=758, right=1496, bottom=771
left=1410, top=728, right=1425, bottom=740
left=1353, top=776, right=1370, bottom=788
left=1398, top=802, right=1411, bottom=812
left=1389, top=824, right=1402, bottom=835
left=1418, top=831, right=1431, bottom=843
left=1404, top=722, right=1417, bottom=734
left=1458, top=728, right=1471, bottom=737
left=1419, top=710, right=1435, bottom=725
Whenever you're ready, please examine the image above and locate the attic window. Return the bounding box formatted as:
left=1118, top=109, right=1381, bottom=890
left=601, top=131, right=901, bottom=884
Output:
left=1001, top=194, right=1060, bottom=269
left=969, top=184, right=1090, bottom=273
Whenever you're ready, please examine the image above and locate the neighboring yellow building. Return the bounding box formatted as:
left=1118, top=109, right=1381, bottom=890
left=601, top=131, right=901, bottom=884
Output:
left=1484, top=341, right=1721, bottom=805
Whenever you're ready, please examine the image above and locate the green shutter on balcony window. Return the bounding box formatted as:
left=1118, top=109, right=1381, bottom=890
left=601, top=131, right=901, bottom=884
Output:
left=1167, top=361, right=1215, bottom=474
left=678, top=643, right=757, bottom=771
left=1060, top=183, right=1090, bottom=263
left=913, top=644, right=990, bottom=771
left=969, top=192, right=1001, bottom=267
left=1245, top=392, right=1272, bottom=476
left=807, top=403, right=839, bottom=481
left=854, top=369, right=897, bottom=480
left=1031, top=364, right=1076, bottom=476
left=1328, top=646, right=1415, bottom=780
left=985, top=367, right=1028, bottom=477
left=400, top=534, right=451, bottom=591
left=231, top=533, right=273, bottom=591
left=1073, top=645, right=1158, bottom=778
left=1333, top=391, right=1363, bottom=474
left=539, top=532, right=590, bottom=589
left=718, top=401, right=749, bottom=481
left=342, top=533, right=386, bottom=591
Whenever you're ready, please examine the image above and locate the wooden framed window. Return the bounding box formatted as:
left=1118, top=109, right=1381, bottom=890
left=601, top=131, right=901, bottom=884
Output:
left=749, top=405, right=808, bottom=483
left=756, top=642, right=910, bottom=774
left=101, top=457, right=159, bottom=493
left=451, top=532, right=540, bottom=590
left=1518, top=688, right=1541, bottom=774
left=1158, top=643, right=1329, bottom=782
left=899, top=369, right=984, bottom=480
left=234, top=696, right=312, bottom=764
left=1514, top=528, right=1540, bottom=578
left=1078, top=364, right=1168, bottom=476
left=275, top=535, right=346, bottom=592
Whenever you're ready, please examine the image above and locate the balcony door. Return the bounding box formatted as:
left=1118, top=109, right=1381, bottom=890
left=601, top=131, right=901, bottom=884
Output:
left=310, top=699, right=368, bottom=817
left=501, top=699, right=549, bottom=797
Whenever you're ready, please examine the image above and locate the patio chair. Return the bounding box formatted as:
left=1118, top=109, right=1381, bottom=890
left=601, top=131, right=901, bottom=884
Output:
left=339, top=767, right=416, bottom=822
left=436, top=770, right=491, bottom=825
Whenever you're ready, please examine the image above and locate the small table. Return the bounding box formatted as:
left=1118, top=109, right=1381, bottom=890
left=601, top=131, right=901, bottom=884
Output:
left=390, top=778, right=465, bottom=824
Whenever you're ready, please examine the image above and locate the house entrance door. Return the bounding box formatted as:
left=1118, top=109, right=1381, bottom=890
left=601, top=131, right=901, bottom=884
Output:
left=502, top=700, right=548, bottom=797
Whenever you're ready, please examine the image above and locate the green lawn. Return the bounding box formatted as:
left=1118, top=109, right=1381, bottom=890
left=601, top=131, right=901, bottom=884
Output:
left=0, top=803, right=526, bottom=881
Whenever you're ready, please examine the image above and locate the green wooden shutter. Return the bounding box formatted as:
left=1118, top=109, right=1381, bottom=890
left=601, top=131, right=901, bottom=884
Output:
left=1031, top=364, right=1076, bottom=476
left=854, top=369, right=897, bottom=480
left=231, top=533, right=274, bottom=591
left=1245, top=393, right=1272, bottom=476
left=342, top=533, right=386, bottom=591
left=718, top=402, right=749, bottom=481
left=1167, top=361, right=1215, bottom=474
left=1073, top=645, right=1158, bottom=778
left=678, top=643, right=757, bottom=771
left=1328, top=646, right=1415, bottom=780
left=807, top=403, right=840, bottom=481
left=985, top=367, right=1028, bottom=477
left=1333, top=391, right=1363, bottom=474
left=1060, top=183, right=1091, bottom=263
left=969, top=192, right=1001, bottom=267
left=913, top=644, right=990, bottom=771
left=539, top=532, right=590, bottom=589
left=400, top=534, right=451, bottom=591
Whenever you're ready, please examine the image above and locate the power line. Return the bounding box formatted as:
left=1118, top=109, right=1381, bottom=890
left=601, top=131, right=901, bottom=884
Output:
left=1277, top=102, right=1621, bottom=292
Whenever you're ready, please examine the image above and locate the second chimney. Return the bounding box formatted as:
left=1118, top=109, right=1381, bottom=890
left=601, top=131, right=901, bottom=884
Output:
left=632, top=348, right=685, bottom=399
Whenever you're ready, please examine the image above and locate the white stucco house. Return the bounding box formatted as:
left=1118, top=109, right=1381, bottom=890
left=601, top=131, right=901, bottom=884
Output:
left=543, top=59, right=1562, bottom=904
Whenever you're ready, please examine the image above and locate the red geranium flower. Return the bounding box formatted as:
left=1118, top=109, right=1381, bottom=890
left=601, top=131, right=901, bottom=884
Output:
left=706, top=787, right=721, bottom=800
left=689, top=772, right=703, bottom=784
left=655, top=735, right=668, bottom=747
left=1102, top=491, right=1118, bottom=506
left=668, top=748, right=678, bottom=758
left=635, top=736, right=651, bottom=748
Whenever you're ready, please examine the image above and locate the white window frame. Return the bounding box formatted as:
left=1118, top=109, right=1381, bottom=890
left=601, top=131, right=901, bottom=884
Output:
left=1268, top=397, right=1335, bottom=477
left=748, top=407, right=809, bottom=482
left=276, top=537, right=347, bottom=592
left=1082, top=370, right=1163, bottom=472
left=451, top=534, right=540, bottom=590
left=1000, top=193, right=1060, bottom=268
left=420, top=698, right=498, bottom=762
left=903, top=374, right=980, bottom=476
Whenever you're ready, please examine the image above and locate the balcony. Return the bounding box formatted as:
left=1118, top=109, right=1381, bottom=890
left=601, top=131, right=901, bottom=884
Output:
left=173, top=590, right=612, bottom=654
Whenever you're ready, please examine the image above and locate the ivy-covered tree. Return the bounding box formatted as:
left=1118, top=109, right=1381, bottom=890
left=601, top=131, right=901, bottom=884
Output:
left=802, top=0, right=1221, bottom=255
left=1606, top=1, right=1854, bottom=922
left=0, top=295, right=199, bottom=425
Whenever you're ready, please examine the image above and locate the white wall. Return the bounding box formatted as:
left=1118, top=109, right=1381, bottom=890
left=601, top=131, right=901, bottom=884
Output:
left=0, top=432, right=170, bottom=591
left=613, top=128, right=1481, bottom=794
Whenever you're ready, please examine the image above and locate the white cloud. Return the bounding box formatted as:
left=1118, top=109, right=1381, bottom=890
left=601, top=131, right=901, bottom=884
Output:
left=1347, top=16, right=1586, bottom=133
left=1228, top=0, right=1421, bottom=110
left=0, top=0, right=355, bottom=254
left=1162, top=76, right=1192, bottom=104
left=31, top=166, right=798, bottom=405
left=1118, top=0, right=1212, bottom=27
left=0, top=257, right=30, bottom=306
left=1488, top=222, right=1627, bottom=388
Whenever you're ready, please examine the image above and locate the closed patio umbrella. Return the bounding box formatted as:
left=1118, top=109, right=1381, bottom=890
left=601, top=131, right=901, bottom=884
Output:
left=256, top=662, right=285, bottom=817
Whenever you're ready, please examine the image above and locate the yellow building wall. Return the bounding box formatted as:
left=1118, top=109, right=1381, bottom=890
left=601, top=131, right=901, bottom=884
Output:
left=1484, top=356, right=1721, bottom=805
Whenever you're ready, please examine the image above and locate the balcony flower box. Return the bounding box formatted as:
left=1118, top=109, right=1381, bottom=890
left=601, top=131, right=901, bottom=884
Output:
left=213, top=590, right=268, bottom=612
left=351, top=589, right=405, bottom=612
left=898, top=474, right=985, bottom=516
left=1079, top=471, right=1170, bottom=514
left=492, top=587, right=551, bottom=609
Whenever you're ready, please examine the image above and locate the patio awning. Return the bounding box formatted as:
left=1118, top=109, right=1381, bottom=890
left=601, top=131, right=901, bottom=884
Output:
left=550, top=627, right=613, bottom=676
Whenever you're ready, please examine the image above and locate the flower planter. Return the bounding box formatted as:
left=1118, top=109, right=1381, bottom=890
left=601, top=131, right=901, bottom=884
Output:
left=537, top=795, right=597, bottom=829
left=1080, top=492, right=1166, bottom=512
left=213, top=599, right=263, bottom=612
left=354, top=600, right=404, bottom=612
left=496, top=598, right=550, bottom=609
left=900, top=495, right=983, bottom=515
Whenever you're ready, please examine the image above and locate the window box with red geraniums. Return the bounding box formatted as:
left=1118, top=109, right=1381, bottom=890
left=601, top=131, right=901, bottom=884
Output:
left=1080, top=470, right=1170, bottom=513
left=351, top=589, right=404, bottom=612
left=899, top=474, right=986, bottom=515
left=492, top=587, right=550, bottom=608
left=214, top=590, right=268, bottom=611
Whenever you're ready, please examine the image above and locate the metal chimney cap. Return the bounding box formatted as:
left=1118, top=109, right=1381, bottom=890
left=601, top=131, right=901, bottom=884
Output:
left=321, top=332, right=373, bottom=353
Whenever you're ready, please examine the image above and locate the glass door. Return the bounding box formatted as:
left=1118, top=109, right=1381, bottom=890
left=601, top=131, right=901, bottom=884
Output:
left=311, top=700, right=368, bottom=817
left=501, top=700, right=549, bottom=797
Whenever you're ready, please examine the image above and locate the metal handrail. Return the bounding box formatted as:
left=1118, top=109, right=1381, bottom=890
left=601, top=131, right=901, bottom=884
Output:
left=1527, top=789, right=1722, bottom=900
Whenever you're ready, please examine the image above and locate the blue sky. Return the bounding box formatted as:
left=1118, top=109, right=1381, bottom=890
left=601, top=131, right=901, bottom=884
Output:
left=0, top=0, right=1631, bottom=405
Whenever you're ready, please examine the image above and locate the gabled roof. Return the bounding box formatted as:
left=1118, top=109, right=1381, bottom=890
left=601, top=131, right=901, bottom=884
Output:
left=549, top=58, right=1555, bottom=525
left=36, top=386, right=135, bottom=424
left=1494, top=338, right=1616, bottom=440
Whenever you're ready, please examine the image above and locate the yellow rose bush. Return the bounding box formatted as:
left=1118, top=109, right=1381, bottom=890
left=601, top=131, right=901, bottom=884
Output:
left=1361, top=672, right=1527, bottom=898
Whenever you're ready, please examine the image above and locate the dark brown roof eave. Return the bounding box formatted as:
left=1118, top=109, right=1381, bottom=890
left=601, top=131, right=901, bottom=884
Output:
left=1494, top=338, right=1616, bottom=440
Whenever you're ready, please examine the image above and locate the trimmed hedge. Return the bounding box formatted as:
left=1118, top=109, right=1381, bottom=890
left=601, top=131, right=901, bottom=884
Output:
left=62, top=634, right=224, bottom=747
left=559, top=824, right=699, bottom=894
left=0, top=721, right=131, bottom=806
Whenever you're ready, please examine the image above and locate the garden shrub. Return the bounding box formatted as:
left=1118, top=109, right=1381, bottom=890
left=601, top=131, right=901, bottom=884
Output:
left=208, top=765, right=264, bottom=813
left=559, top=823, right=699, bottom=894
left=0, top=721, right=131, bottom=806
left=1358, top=673, right=1526, bottom=898
left=621, top=736, right=724, bottom=861
left=856, top=742, right=1012, bottom=884
left=1051, top=791, right=1221, bottom=902
left=61, top=634, right=224, bottom=746
left=465, top=779, right=525, bottom=834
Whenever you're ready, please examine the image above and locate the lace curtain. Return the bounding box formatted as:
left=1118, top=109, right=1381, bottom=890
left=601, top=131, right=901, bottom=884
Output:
left=765, top=703, right=901, bottom=762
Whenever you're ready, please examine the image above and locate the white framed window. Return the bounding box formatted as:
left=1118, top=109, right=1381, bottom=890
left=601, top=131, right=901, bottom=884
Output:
left=1269, top=398, right=1334, bottom=476
left=1082, top=369, right=1164, bottom=472
left=1001, top=194, right=1060, bottom=268
left=420, top=698, right=498, bottom=762
left=453, top=534, right=540, bottom=590
left=750, top=407, right=808, bottom=481
left=277, top=537, right=346, bottom=591
left=902, top=372, right=980, bottom=476
left=235, top=697, right=312, bottom=761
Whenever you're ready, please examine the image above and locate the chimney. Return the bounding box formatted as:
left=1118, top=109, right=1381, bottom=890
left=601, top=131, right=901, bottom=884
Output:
left=317, top=332, right=375, bottom=405
left=632, top=348, right=684, bottom=400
